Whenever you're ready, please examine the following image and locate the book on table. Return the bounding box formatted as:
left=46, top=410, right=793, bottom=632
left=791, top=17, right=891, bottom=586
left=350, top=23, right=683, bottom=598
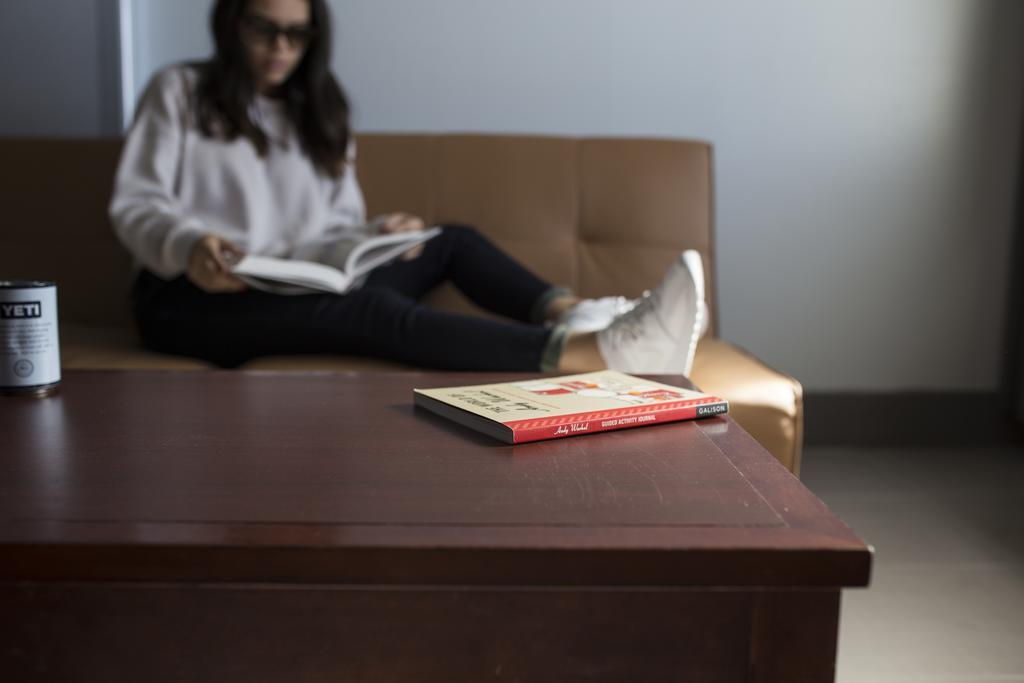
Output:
left=230, top=227, right=442, bottom=295
left=414, top=370, right=728, bottom=444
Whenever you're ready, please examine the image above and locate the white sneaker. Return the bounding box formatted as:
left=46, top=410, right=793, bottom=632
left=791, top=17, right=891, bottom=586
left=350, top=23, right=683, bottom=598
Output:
left=556, top=296, right=636, bottom=333
left=678, top=250, right=708, bottom=374
left=596, top=250, right=704, bottom=374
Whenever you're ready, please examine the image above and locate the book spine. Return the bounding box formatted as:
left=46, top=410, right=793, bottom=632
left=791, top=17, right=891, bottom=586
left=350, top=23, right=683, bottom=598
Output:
left=506, top=399, right=729, bottom=444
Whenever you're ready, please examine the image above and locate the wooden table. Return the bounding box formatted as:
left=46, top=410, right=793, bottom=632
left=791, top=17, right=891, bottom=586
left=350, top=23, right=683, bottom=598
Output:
left=0, top=370, right=870, bottom=682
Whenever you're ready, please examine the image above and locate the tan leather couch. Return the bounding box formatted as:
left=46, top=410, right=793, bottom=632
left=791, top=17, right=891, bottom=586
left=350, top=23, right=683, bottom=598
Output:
left=0, top=135, right=803, bottom=474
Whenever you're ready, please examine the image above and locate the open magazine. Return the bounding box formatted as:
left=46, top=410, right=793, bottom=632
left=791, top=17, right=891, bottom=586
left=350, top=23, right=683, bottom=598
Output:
left=231, top=227, right=442, bottom=295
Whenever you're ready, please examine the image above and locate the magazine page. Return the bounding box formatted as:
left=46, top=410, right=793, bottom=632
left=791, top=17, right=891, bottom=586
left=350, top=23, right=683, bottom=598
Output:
left=345, top=227, right=443, bottom=280
left=231, top=255, right=349, bottom=295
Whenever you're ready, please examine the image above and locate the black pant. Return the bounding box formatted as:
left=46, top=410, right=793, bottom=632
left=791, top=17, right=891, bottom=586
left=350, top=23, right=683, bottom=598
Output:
left=133, top=225, right=556, bottom=370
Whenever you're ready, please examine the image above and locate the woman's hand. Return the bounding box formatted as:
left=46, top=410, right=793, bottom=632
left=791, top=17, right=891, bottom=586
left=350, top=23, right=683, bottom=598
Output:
left=375, top=212, right=427, bottom=260
left=186, top=235, right=248, bottom=293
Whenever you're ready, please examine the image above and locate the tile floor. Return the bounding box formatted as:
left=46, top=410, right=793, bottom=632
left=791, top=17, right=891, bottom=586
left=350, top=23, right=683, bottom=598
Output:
left=800, top=446, right=1024, bottom=683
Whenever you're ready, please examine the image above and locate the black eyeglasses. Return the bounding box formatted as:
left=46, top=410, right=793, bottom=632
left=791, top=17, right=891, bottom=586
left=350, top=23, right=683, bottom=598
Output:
left=241, top=15, right=316, bottom=48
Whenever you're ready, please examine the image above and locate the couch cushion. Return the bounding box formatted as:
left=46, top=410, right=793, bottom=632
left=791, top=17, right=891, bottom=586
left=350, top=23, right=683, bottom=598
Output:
left=243, top=355, right=408, bottom=372
left=60, top=324, right=409, bottom=372
left=61, top=323, right=209, bottom=370
left=578, top=139, right=716, bottom=335
left=0, top=138, right=133, bottom=326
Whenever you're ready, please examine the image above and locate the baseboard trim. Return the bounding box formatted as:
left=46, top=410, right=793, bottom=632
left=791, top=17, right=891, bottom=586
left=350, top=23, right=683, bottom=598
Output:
left=804, top=391, right=1024, bottom=446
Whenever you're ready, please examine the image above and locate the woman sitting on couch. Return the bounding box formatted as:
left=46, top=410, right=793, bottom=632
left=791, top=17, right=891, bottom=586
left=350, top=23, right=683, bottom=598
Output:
left=110, top=0, right=707, bottom=373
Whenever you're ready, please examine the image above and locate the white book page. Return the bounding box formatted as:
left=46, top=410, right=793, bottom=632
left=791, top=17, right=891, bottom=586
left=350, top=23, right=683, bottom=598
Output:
left=345, top=227, right=443, bottom=279
left=232, top=255, right=349, bottom=295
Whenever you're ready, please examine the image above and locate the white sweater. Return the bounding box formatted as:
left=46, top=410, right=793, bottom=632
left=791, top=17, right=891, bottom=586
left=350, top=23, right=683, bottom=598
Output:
left=109, top=65, right=368, bottom=279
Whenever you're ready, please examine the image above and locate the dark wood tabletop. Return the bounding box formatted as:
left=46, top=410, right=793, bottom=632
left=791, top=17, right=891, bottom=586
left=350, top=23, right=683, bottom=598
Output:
left=0, top=369, right=870, bottom=588
left=1, top=369, right=872, bottom=681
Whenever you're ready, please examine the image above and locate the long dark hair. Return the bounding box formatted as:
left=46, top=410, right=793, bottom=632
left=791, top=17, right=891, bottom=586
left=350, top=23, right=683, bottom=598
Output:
left=195, top=0, right=351, bottom=177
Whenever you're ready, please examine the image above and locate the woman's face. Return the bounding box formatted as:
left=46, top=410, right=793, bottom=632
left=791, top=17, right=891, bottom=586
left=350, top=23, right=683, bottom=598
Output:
left=239, top=0, right=313, bottom=94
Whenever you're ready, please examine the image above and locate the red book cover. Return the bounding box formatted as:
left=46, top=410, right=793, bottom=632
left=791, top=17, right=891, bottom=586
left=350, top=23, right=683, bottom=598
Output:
left=414, top=371, right=728, bottom=444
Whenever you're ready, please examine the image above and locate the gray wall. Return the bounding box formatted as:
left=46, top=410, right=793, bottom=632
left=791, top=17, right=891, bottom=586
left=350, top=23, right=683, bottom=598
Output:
left=0, top=0, right=122, bottom=135
left=11, top=0, right=1024, bottom=393
left=331, top=0, right=1024, bottom=394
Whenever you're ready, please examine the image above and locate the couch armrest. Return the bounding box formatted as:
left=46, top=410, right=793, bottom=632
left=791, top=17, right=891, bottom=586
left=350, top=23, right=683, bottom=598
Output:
left=689, top=337, right=804, bottom=476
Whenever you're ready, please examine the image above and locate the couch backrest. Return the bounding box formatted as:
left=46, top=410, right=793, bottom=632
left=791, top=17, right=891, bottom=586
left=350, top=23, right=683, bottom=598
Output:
left=0, top=135, right=716, bottom=333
